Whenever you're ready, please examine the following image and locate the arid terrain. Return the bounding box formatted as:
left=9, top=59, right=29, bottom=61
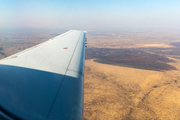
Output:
left=84, top=30, right=180, bottom=120
left=1, top=29, right=180, bottom=120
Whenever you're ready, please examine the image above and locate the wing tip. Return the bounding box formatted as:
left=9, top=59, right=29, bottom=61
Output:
left=70, top=30, right=87, bottom=34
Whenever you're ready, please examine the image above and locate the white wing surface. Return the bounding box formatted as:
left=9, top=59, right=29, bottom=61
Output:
left=0, top=30, right=86, bottom=120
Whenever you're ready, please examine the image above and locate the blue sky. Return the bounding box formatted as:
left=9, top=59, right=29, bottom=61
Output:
left=1, top=0, right=180, bottom=30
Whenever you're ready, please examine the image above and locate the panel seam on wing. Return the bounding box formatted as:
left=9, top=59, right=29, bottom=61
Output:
left=45, top=32, right=84, bottom=120
left=67, top=69, right=84, bottom=75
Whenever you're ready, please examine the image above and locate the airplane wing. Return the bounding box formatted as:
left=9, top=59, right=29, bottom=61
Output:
left=0, top=30, right=86, bottom=120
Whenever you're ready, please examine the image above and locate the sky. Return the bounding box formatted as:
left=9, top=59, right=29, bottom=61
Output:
left=1, top=0, right=180, bottom=31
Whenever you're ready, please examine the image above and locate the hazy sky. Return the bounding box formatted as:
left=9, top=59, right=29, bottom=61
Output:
left=1, top=0, right=180, bottom=30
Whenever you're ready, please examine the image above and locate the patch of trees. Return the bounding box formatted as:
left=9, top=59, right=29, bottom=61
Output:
left=85, top=48, right=177, bottom=71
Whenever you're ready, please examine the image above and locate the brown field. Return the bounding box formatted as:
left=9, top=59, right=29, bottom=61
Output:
left=1, top=29, right=180, bottom=120
left=84, top=30, right=180, bottom=120
left=84, top=59, right=180, bottom=120
left=86, top=30, right=180, bottom=48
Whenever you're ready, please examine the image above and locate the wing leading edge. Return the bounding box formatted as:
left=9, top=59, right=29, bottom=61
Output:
left=0, top=30, right=86, bottom=120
